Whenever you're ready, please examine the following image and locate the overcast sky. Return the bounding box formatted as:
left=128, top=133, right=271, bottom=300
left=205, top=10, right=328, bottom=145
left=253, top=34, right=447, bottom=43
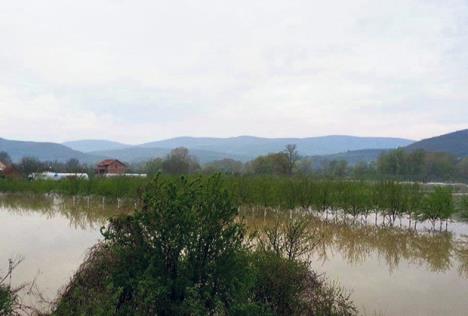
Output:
left=0, top=0, right=467, bottom=144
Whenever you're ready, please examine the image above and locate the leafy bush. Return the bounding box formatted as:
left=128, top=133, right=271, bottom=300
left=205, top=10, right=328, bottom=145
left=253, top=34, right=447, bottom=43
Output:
left=0, top=284, right=15, bottom=315
left=52, top=175, right=356, bottom=315
left=458, top=195, right=468, bottom=220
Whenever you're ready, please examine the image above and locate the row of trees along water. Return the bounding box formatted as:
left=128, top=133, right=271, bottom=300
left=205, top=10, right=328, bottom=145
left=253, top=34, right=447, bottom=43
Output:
left=0, top=172, right=465, bottom=225
left=220, top=177, right=457, bottom=229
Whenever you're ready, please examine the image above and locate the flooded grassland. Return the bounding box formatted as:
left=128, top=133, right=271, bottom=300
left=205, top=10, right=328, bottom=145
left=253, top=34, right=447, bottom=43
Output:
left=1, top=194, right=467, bottom=315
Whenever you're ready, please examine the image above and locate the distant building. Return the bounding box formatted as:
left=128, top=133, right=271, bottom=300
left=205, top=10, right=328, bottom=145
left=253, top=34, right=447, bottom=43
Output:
left=0, top=161, right=21, bottom=179
left=29, top=172, right=89, bottom=181
left=96, top=159, right=127, bottom=175
left=0, top=161, right=6, bottom=172
left=103, top=173, right=147, bottom=178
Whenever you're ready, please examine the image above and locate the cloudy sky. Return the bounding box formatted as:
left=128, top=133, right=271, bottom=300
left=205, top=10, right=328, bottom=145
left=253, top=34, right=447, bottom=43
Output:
left=0, top=0, right=467, bottom=144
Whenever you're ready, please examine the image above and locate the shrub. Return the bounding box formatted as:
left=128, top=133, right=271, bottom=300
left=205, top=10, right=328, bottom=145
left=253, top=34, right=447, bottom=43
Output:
left=0, top=284, right=15, bottom=315
left=52, top=175, right=356, bottom=315
left=0, top=259, right=26, bottom=316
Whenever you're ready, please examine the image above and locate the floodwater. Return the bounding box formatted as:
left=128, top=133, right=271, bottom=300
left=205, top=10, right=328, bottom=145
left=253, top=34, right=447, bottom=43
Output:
left=1, top=194, right=468, bottom=315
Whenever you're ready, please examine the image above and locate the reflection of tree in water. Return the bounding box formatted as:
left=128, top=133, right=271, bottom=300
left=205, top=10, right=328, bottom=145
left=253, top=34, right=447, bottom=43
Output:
left=455, top=235, right=468, bottom=278
left=0, top=194, right=133, bottom=230
left=0, top=193, right=54, bottom=211
left=330, top=223, right=373, bottom=266
left=2, top=198, right=467, bottom=278
left=240, top=207, right=468, bottom=278
left=409, top=232, right=453, bottom=272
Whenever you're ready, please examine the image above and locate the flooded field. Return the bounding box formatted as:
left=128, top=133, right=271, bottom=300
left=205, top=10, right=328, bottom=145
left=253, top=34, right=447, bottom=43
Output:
left=1, top=194, right=468, bottom=315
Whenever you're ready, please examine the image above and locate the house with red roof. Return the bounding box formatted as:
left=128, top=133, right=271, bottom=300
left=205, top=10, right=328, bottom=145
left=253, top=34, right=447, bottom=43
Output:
left=95, top=159, right=127, bottom=175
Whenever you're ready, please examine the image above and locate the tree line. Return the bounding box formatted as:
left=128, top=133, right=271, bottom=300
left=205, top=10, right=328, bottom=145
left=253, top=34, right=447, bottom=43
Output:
left=2, top=145, right=468, bottom=182
left=138, top=146, right=468, bottom=182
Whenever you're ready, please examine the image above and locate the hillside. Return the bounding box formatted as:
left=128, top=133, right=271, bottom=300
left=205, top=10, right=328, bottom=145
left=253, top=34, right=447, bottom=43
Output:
left=0, top=138, right=102, bottom=163
left=140, top=135, right=413, bottom=157
left=406, top=129, right=468, bottom=157
left=63, top=140, right=131, bottom=152
left=0, top=134, right=415, bottom=166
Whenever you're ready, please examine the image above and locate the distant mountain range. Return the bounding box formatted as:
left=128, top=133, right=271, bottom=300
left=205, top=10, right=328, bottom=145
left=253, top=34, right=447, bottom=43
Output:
left=80, top=135, right=412, bottom=163
left=62, top=140, right=131, bottom=153
left=136, top=135, right=413, bottom=157
left=406, top=129, right=468, bottom=158
left=0, top=138, right=103, bottom=163
left=4, top=132, right=455, bottom=165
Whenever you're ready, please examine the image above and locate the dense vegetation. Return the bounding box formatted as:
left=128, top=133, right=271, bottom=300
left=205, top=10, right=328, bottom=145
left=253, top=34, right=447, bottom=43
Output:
left=3, top=141, right=468, bottom=182
left=51, top=175, right=356, bottom=316
left=0, top=174, right=465, bottom=226
left=1, top=143, right=467, bottom=187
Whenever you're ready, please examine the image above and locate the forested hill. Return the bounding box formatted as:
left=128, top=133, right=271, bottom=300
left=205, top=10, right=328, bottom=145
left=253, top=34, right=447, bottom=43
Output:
left=63, top=140, right=131, bottom=153
left=0, top=138, right=102, bottom=163
left=138, top=135, right=413, bottom=157
left=406, top=129, right=468, bottom=158
left=88, top=135, right=412, bottom=163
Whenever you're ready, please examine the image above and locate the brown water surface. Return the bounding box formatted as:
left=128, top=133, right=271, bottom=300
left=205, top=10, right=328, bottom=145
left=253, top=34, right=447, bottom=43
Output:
left=1, top=194, right=467, bottom=315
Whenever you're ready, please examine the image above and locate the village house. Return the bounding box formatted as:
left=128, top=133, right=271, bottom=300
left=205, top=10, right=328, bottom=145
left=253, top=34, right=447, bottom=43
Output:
left=0, top=160, right=21, bottom=179
left=95, top=159, right=127, bottom=175
left=0, top=160, right=6, bottom=172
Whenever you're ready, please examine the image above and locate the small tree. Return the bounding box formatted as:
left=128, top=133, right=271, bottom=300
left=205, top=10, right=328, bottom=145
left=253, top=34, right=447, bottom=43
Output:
left=161, top=147, right=200, bottom=175
left=65, top=159, right=82, bottom=173
left=17, top=157, right=44, bottom=176
left=0, top=152, right=12, bottom=165
left=284, top=144, right=299, bottom=176
left=422, top=187, right=454, bottom=229
left=144, top=158, right=163, bottom=175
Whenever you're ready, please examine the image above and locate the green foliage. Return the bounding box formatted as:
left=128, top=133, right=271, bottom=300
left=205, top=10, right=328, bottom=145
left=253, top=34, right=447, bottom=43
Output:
left=460, top=196, right=468, bottom=219
left=53, top=175, right=357, bottom=316
left=203, top=159, right=243, bottom=175
left=0, top=285, right=15, bottom=315
left=324, top=160, right=349, bottom=178
left=161, top=147, right=200, bottom=175
left=0, top=174, right=459, bottom=224
left=0, top=259, right=24, bottom=316
left=246, top=153, right=290, bottom=176
left=377, top=149, right=459, bottom=181
left=56, top=175, right=252, bottom=315
left=421, top=187, right=455, bottom=223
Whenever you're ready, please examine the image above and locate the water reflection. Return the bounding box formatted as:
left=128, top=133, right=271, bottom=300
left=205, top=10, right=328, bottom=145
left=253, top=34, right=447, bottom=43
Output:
left=1, top=195, right=468, bottom=315
left=0, top=193, right=134, bottom=230
left=240, top=208, right=468, bottom=278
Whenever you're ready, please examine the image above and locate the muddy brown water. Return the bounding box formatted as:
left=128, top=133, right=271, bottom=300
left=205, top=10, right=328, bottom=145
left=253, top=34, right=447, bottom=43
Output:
left=0, top=194, right=467, bottom=315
